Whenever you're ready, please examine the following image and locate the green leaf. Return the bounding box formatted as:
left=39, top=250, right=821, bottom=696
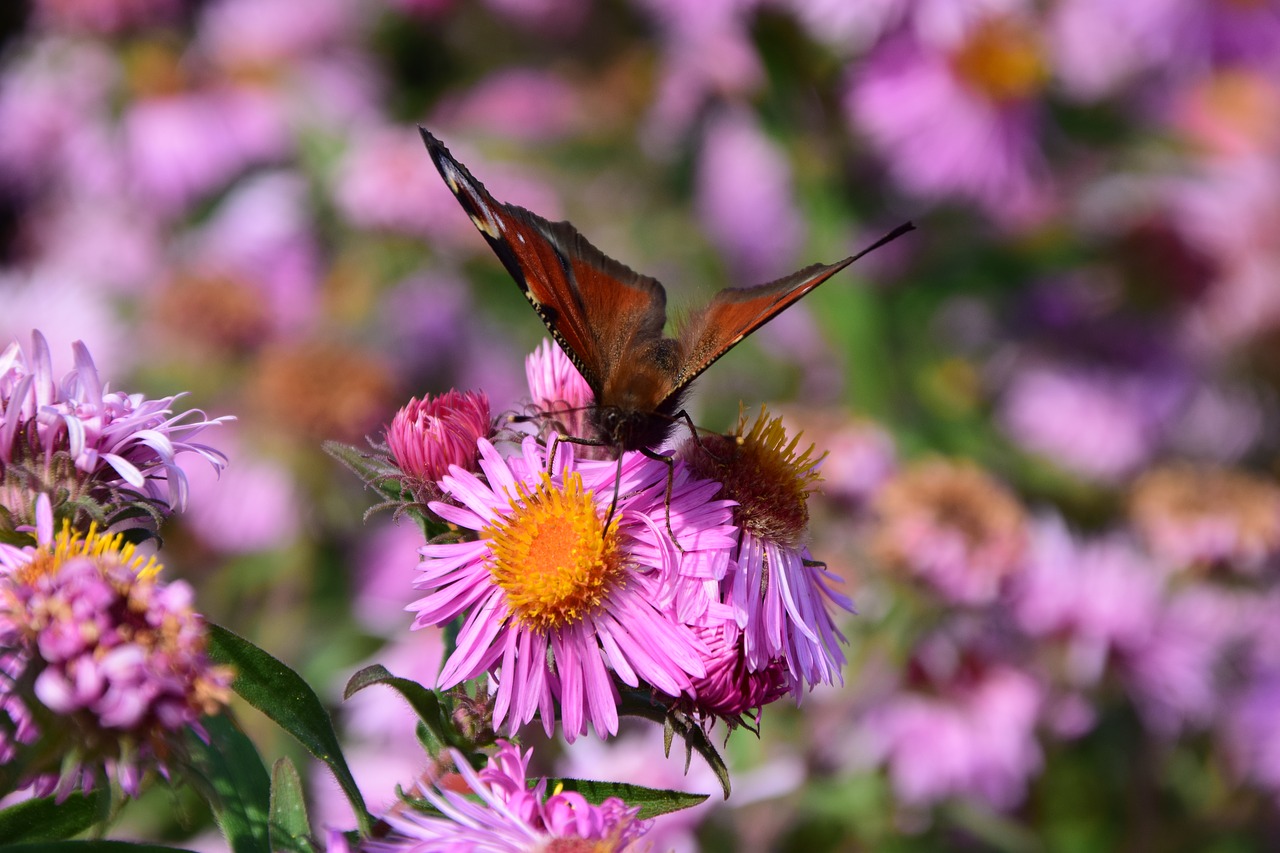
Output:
left=0, top=844, right=199, bottom=853
left=185, top=714, right=272, bottom=853
left=617, top=691, right=731, bottom=800
left=321, top=441, right=402, bottom=501
left=0, top=790, right=108, bottom=842
left=344, top=665, right=464, bottom=753
left=205, top=623, right=373, bottom=836
left=551, top=778, right=710, bottom=820
left=269, top=758, right=316, bottom=853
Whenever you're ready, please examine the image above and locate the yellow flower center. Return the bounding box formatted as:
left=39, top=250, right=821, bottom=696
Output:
left=17, top=521, right=162, bottom=586
left=950, top=18, right=1046, bottom=102
left=483, top=472, right=624, bottom=633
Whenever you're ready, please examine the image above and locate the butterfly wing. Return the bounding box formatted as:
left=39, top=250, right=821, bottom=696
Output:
left=672, top=223, right=915, bottom=394
left=420, top=128, right=670, bottom=395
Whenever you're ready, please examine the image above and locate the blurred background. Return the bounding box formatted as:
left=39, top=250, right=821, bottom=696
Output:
left=3, top=0, right=1280, bottom=850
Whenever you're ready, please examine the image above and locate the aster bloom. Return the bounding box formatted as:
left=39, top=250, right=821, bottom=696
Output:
left=1129, top=463, right=1280, bottom=573
left=411, top=436, right=735, bottom=740
left=853, top=658, right=1044, bottom=810
left=0, top=331, right=230, bottom=532
left=0, top=502, right=233, bottom=799
left=872, top=458, right=1028, bottom=605
left=524, top=339, right=594, bottom=447
left=387, top=390, right=492, bottom=501
left=367, top=740, right=649, bottom=852
left=845, top=16, right=1050, bottom=224
left=679, top=409, right=851, bottom=695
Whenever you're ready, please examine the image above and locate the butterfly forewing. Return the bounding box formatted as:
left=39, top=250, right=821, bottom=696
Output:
left=672, top=258, right=856, bottom=391
left=420, top=128, right=671, bottom=398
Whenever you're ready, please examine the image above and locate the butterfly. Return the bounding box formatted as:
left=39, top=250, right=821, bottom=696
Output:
left=420, top=128, right=912, bottom=457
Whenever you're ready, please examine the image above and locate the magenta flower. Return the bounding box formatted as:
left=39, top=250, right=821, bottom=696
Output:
left=872, top=458, right=1028, bottom=605
left=695, top=108, right=804, bottom=279
left=0, top=331, right=230, bottom=530
left=854, top=659, right=1044, bottom=810
left=523, top=339, right=595, bottom=448
left=1224, top=670, right=1280, bottom=796
left=387, top=390, right=492, bottom=493
left=411, top=436, right=735, bottom=740
left=0, top=508, right=233, bottom=799
left=1013, top=518, right=1163, bottom=687
left=845, top=25, right=1049, bottom=224
left=367, top=740, right=650, bottom=852
left=433, top=68, right=584, bottom=142
left=679, top=410, right=852, bottom=695
left=32, top=0, right=179, bottom=34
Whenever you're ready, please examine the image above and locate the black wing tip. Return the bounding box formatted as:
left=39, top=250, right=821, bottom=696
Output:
left=837, top=220, right=916, bottom=266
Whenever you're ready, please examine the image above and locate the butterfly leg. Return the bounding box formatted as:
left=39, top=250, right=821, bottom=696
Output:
left=639, top=446, right=684, bottom=553
left=546, top=432, right=627, bottom=529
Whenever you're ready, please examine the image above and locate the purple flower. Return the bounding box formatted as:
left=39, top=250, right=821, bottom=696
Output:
left=679, top=409, right=851, bottom=695
left=1224, top=670, right=1280, bottom=795
left=523, top=339, right=595, bottom=448
left=854, top=658, right=1044, bottom=810
left=387, top=390, right=493, bottom=501
left=32, top=0, right=179, bottom=34
left=872, top=458, right=1028, bottom=605
left=998, top=360, right=1185, bottom=481
left=411, top=437, right=735, bottom=740
left=845, top=24, right=1050, bottom=224
left=0, top=510, right=233, bottom=799
left=433, top=68, right=584, bottom=142
left=1013, top=518, right=1163, bottom=687
left=695, top=109, right=804, bottom=280
left=0, top=331, right=230, bottom=530
left=367, top=740, right=650, bottom=852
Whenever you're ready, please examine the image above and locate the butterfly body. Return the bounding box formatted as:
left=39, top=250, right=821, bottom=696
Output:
left=420, top=128, right=912, bottom=455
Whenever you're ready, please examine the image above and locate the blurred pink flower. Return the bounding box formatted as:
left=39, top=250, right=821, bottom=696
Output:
left=123, top=88, right=290, bottom=215
left=178, top=171, right=322, bottom=336
left=696, top=109, right=804, bottom=280
left=434, top=69, right=583, bottom=142
left=0, top=40, right=119, bottom=194
left=845, top=26, right=1050, bottom=224
left=1050, top=0, right=1280, bottom=100
left=998, top=360, right=1186, bottom=481
left=854, top=661, right=1044, bottom=810
left=483, top=0, right=589, bottom=34
left=181, top=427, right=301, bottom=557
left=812, top=416, right=897, bottom=508
left=352, top=520, right=427, bottom=633
left=1123, top=586, right=1245, bottom=734
left=1014, top=518, right=1163, bottom=687
left=197, top=0, right=363, bottom=67
left=334, top=127, right=561, bottom=246
left=1224, top=671, right=1280, bottom=796
left=32, top=0, right=179, bottom=34
left=872, top=459, right=1028, bottom=605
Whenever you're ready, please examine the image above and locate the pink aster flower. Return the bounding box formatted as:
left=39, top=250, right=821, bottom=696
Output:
left=695, top=108, right=804, bottom=280
left=524, top=339, right=594, bottom=446
left=853, top=660, right=1044, bottom=810
left=0, top=511, right=233, bottom=799
left=411, top=436, right=735, bottom=741
left=387, top=390, right=492, bottom=499
left=367, top=740, right=649, bottom=852
left=0, top=331, right=230, bottom=532
left=433, top=68, right=584, bottom=142
left=679, top=410, right=852, bottom=695
left=845, top=21, right=1050, bottom=225
left=1224, top=670, right=1280, bottom=796
left=32, top=0, right=180, bottom=34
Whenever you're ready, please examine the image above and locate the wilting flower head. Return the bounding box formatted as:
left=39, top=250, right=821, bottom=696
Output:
left=679, top=408, right=851, bottom=695
left=0, top=501, right=233, bottom=799
left=524, top=339, right=594, bottom=447
left=0, top=330, right=230, bottom=533
left=872, top=458, right=1028, bottom=605
left=387, top=390, right=492, bottom=501
left=683, top=622, right=790, bottom=721
left=411, top=436, right=735, bottom=741
left=367, top=740, right=650, bottom=852
left=1129, top=463, right=1280, bottom=574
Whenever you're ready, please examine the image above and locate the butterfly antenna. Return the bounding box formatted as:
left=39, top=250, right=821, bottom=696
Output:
left=847, top=221, right=915, bottom=264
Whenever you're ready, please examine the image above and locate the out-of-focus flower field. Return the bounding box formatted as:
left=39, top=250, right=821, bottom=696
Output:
left=3, top=0, right=1280, bottom=850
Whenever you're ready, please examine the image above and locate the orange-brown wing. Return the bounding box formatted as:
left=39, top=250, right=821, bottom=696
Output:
left=420, top=128, right=669, bottom=395
left=673, top=223, right=915, bottom=393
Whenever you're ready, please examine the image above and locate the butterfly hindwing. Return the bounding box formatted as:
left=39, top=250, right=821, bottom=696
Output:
left=420, top=128, right=670, bottom=396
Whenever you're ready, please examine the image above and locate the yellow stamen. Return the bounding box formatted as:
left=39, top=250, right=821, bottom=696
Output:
left=950, top=18, right=1046, bottom=102
left=483, top=472, right=624, bottom=633
left=17, top=521, right=162, bottom=586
